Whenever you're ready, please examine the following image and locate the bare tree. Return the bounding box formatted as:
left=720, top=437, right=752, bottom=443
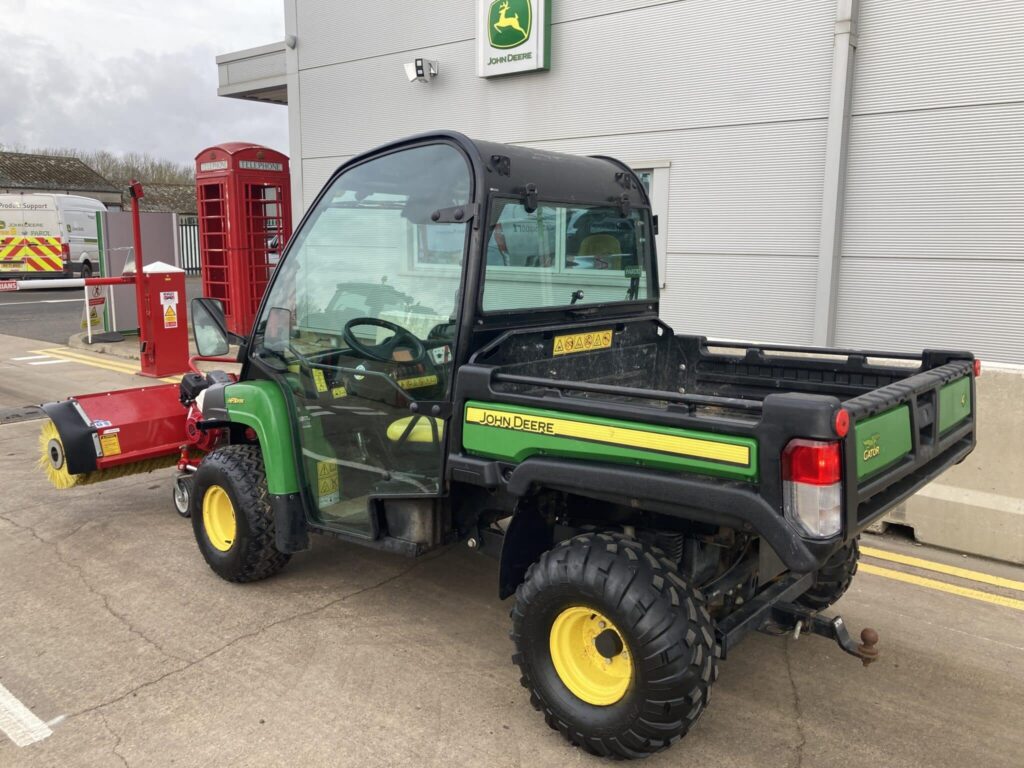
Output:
left=0, top=143, right=193, bottom=185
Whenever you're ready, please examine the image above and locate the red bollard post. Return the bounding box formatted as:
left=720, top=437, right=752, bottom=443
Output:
left=127, top=180, right=155, bottom=371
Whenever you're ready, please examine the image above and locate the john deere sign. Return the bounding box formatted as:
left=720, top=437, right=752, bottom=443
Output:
left=477, top=0, right=550, bottom=77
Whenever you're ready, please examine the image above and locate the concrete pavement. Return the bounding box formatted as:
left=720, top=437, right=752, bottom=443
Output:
left=0, top=332, right=1022, bottom=766
left=1, top=406, right=1022, bottom=766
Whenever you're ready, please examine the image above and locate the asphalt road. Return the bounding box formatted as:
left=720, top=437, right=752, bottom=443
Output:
left=0, top=334, right=1021, bottom=767
left=0, top=278, right=203, bottom=346
left=0, top=287, right=83, bottom=344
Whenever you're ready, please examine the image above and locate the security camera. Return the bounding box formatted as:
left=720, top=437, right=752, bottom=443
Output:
left=404, top=58, right=438, bottom=83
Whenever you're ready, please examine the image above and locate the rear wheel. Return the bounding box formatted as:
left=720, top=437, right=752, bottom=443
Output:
left=81, top=260, right=92, bottom=279
left=190, top=445, right=290, bottom=582
left=796, top=538, right=860, bottom=611
left=511, top=532, right=718, bottom=759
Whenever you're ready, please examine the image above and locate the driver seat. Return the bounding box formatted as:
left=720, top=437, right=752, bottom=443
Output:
left=386, top=415, right=445, bottom=444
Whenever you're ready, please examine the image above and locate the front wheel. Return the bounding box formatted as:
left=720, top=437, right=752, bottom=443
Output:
left=511, top=533, right=719, bottom=759
left=190, top=445, right=290, bottom=583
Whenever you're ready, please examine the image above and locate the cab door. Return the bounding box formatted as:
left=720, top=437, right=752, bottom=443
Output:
left=252, top=143, right=471, bottom=537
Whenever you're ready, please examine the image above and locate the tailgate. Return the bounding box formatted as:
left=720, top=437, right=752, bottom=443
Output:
left=842, top=359, right=976, bottom=531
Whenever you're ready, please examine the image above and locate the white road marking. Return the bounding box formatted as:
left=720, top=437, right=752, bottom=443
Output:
left=0, top=680, right=53, bottom=747
left=0, top=298, right=79, bottom=307
left=28, top=359, right=71, bottom=365
left=10, top=355, right=51, bottom=361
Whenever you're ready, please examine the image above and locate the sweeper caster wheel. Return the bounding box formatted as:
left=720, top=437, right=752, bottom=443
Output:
left=173, top=475, right=193, bottom=517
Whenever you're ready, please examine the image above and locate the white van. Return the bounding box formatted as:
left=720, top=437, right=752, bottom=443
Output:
left=0, top=193, right=106, bottom=277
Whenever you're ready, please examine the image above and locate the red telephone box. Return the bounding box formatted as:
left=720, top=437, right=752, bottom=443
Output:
left=195, top=143, right=292, bottom=336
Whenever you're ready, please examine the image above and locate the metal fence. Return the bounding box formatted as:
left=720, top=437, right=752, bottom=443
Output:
left=177, top=215, right=201, bottom=275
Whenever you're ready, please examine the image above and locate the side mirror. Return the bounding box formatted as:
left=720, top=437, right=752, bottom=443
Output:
left=192, top=297, right=230, bottom=357
left=264, top=306, right=293, bottom=354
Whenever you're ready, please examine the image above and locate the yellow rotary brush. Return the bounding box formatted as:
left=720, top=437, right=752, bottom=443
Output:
left=38, top=419, right=178, bottom=490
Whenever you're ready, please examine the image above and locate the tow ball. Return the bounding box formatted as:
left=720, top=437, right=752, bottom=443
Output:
left=775, top=604, right=880, bottom=666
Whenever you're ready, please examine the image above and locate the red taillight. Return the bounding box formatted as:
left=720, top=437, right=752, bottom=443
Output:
left=61, top=242, right=70, bottom=263
left=834, top=408, right=850, bottom=438
left=973, top=359, right=981, bottom=378
left=782, top=439, right=841, bottom=486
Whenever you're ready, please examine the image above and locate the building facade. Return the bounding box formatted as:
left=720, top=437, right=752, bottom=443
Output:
left=219, top=1, right=1023, bottom=561
left=220, top=0, right=1023, bottom=366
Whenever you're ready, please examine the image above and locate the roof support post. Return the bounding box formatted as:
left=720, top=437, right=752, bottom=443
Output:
left=813, top=0, right=859, bottom=346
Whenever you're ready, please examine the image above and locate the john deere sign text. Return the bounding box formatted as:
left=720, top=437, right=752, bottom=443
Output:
left=477, top=0, right=550, bottom=77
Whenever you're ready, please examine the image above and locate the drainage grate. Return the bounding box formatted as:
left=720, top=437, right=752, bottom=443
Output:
left=0, top=406, right=45, bottom=425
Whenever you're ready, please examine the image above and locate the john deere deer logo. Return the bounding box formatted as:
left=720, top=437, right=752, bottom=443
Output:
left=489, top=0, right=531, bottom=49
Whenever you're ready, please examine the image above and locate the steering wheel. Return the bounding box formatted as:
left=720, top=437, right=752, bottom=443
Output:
left=342, top=317, right=426, bottom=363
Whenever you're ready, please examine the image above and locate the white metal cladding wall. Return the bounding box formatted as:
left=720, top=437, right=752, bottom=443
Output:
left=837, top=0, right=1024, bottom=363
left=291, top=1, right=834, bottom=343
left=296, top=0, right=834, bottom=159
left=523, top=121, right=827, bottom=341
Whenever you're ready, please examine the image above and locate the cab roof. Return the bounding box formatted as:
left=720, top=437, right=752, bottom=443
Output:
left=344, top=131, right=652, bottom=211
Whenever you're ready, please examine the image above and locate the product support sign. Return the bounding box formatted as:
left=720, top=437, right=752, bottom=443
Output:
left=477, top=0, right=551, bottom=77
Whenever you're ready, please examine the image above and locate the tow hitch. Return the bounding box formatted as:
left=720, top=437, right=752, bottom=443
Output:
left=716, top=572, right=880, bottom=666
left=772, top=604, right=880, bottom=666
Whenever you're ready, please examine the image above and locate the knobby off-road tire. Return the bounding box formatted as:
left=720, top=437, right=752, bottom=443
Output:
left=511, top=532, right=719, bottom=759
left=190, top=445, right=291, bottom=583
left=795, top=537, right=860, bottom=611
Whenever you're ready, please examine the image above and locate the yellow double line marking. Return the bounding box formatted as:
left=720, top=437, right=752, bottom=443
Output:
left=34, top=348, right=180, bottom=384
left=860, top=545, right=1024, bottom=612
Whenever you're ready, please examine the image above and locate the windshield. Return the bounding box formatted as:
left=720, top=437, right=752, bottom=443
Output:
left=481, top=199, right=654, bottom=312
left=253, top=143, right=471, bottom=358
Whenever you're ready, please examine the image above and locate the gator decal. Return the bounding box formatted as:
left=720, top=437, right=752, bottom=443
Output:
left=855, top=405, right=912, bottom=480
left=938, top=377, right=971, bottom=433
left=463, top=401, right=757, bottom=481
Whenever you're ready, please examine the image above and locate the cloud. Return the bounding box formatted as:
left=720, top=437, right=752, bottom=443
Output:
left=0, top=1, right=287, bottom=165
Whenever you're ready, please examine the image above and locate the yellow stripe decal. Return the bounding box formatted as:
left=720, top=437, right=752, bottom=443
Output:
left=859, top=563, right=1024, bottom=612
left=465, top=406, right=750, bottom=465
left=861, top=546, right=1024, bottom=593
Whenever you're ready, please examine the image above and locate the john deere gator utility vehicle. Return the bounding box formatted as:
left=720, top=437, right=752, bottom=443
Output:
left=46, top=132, right=980, bottom=758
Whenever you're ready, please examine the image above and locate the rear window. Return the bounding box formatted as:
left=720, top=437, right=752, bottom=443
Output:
left=481, top=199, right=653, bottom=312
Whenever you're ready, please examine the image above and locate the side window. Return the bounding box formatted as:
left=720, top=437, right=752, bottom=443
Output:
left=632, top=163, right=670, bottom=287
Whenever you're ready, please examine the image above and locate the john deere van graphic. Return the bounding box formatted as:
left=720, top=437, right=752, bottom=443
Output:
left=489, top=0, right=531, bottom=49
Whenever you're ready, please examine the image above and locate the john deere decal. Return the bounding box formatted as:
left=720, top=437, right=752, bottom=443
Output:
left=478, top=0, right=551, bottom=77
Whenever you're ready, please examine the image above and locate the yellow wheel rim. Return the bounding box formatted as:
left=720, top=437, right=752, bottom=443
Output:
left=202, top=485, right=236, bottom=552
left=549, top=607, right=633, bottom=706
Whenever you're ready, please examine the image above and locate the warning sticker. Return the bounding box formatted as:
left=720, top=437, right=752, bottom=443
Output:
left=396, top=375, right=439, bottom=390
left=160, top=290, right=179, bottom=329
left=552, top=330, right=613, bottom=356
left=312, top=368, right=328, bottom=393
left=99, top=432, right=122, bottom=457
left=316, top=461, right=340, bottom=506
left=331, top=386, right=348, bottom=399
left=81, top=305, right=102, bottom=329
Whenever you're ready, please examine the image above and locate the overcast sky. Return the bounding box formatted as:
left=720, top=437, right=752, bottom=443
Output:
left=1, top=0, right=288, bottom=166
